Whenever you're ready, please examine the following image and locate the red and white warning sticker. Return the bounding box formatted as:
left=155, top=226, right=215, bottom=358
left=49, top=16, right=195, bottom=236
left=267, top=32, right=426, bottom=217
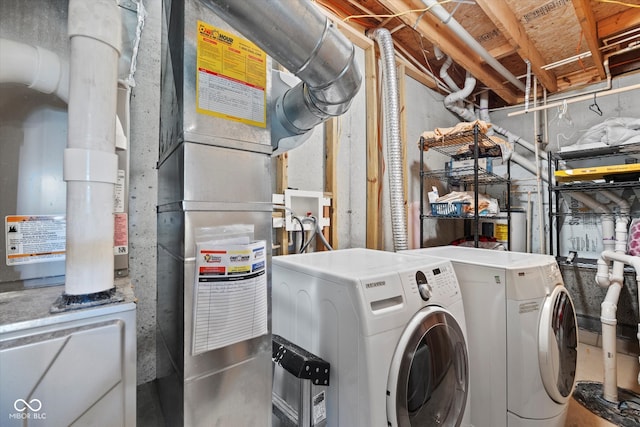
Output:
left=5, top=215, right=66, bottom=266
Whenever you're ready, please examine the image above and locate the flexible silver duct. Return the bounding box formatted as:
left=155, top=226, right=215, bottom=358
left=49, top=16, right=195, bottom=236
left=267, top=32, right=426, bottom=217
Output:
left=370, top=28, right=408, bottom=251
left=201, top=0, right=361, bottom=137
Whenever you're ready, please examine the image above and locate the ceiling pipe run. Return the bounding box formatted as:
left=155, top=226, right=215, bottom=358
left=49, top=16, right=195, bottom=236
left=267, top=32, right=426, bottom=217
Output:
left=420, top=0, right=526, bottom=92
left=201, top=0, right=362, bottom=145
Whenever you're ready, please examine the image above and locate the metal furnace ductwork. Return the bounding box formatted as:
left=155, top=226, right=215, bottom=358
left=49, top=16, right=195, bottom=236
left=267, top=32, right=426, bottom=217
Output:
left=200, top=0, right=362, bottom=149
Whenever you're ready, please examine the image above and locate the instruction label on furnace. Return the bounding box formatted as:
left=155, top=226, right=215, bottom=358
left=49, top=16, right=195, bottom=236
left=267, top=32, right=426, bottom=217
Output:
left=5, top=215, right=66, bottom=266
left=196, top=21, right=267, bottom=127
left=192, top=239, right=268, bottom=355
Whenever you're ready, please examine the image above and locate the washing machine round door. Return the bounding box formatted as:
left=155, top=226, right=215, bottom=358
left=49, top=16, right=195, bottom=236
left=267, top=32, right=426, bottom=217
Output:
left=538, top=285, right=578, bottom=403
left=386, top=306, right=468, bottom=427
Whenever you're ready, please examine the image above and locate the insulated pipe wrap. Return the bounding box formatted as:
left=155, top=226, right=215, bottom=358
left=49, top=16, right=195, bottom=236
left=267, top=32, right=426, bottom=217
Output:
left=370, top=28, right=408, bottom=251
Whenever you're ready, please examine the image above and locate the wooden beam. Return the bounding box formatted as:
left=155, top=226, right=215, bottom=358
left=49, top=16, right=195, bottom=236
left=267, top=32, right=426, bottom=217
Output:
left=365, top=45, right=381, bottom=249
left=572, top=0, right=606, bottom=79
left=315, top=2, right=374, bottom=50
left=397, top=55, right=439, bottom=90
left=475, top=0, right=558, bottom=92
left=276, top=153, right=289, bottom=255
left=598, top=8, right=640, bottom=40
left=393, top=43, right=439, bottom=90
left=556, top=66, right=601, bottom=92
left=324, top=118, right=339, bottom=249
left=376, top=0, right=519, bottom=104
left=488, top=42, right=517, bottom=60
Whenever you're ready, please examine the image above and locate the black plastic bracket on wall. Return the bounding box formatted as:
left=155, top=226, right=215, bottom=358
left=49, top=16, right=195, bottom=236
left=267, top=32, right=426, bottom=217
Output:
left=272, top=334, right=330, bottom=386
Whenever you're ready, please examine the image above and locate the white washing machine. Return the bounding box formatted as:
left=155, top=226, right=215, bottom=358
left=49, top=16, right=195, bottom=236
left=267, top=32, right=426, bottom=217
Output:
left=272, top=248, right=471, bottom=427
left=404, top=246, right=578, bottom=427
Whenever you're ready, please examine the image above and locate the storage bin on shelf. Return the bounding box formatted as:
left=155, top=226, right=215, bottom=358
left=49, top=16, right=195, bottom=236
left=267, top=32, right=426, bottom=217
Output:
left=430, top=202, right=469, bottom=217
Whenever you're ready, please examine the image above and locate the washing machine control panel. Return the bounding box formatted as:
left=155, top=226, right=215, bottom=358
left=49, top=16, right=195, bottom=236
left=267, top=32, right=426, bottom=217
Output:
left=413, top=263, right=460, bottom=302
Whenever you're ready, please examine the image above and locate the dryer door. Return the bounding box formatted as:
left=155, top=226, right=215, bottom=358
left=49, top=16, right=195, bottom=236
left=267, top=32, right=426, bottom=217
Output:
left=386, top=306, right=468, bottom=427
left=538, top=285, right=578, bottom=403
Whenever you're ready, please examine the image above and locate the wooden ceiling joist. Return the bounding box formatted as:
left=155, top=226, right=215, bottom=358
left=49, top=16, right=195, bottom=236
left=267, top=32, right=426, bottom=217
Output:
left=488, top=42, right=517, bottom=60
left=376, top=0, right=519, bottom=104
left=475, top=0, right=558, bottom=93
left=597, top=8, right=640, bottom=41
left=572, top=0, right=606, bottom=79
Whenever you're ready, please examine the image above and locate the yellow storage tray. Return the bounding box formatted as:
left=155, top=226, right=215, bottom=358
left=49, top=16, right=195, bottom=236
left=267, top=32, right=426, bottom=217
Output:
left=554, top=163, right=640, bottom=182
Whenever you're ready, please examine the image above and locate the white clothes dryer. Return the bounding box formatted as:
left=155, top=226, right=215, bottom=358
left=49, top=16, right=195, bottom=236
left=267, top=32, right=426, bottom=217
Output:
left=272, top=248, right=471, bottom=427
left=404, top=246, right=577, bottom=427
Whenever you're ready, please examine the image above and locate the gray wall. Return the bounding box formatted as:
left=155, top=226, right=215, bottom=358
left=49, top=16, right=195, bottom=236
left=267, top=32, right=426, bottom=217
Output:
left=129, top=0, right=161, bottom=384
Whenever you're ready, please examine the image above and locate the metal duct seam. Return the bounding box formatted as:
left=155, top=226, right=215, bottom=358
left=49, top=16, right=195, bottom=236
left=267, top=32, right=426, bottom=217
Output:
left=201, top=0, right=362, bottom=139
left=370, top=28, right=408, bottom=251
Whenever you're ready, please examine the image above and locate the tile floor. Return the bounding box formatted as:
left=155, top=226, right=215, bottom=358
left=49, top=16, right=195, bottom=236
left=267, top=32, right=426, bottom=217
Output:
left=136, top=330, right=640, bottom=426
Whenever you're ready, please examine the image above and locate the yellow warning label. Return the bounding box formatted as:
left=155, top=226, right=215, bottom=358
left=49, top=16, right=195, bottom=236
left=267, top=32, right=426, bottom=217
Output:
left=196, top=21, right=267, bottom=128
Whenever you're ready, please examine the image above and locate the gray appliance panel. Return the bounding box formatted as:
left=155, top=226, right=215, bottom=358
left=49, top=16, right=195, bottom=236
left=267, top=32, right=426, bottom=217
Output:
left=158, top=142, right=272, bottom=206
left=0, top=289, right=136, bottom=427
left=159, top=0, right=272, bottom=162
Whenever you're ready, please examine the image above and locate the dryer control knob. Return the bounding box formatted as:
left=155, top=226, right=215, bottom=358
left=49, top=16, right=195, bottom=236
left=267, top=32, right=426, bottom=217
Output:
left=418, top=283, right=432, bottom=301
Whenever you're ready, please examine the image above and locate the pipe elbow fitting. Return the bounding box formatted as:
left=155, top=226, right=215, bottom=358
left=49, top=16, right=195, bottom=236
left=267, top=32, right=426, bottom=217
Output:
left=600, top=300, right=618, bottom=325
left=595, top=258, right=611, bottom=288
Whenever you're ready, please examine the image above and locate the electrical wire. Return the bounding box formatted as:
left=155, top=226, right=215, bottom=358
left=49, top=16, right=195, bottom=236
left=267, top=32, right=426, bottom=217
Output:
left=596, top=0, right=640, bottom=7
left=342, top=0, right=455, bottom=22
left=299, top=216, right=334, bottom=252
left=299, top=217, right=318, bottom=253
left=292, top=216, right=305, bottom=253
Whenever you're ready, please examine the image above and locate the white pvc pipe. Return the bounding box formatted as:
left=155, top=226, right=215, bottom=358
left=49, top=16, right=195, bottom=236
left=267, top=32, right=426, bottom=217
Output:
left=440, top=56, right=461, bottom=92
left=527, top=191, right=532, bottom=253
left=595, top=250, right=640, bottom=400
left=64, top=0, right=121, bottom=295
left=0, top=38, right=69, bottom=103
left=601, top=280, right=623, bottom=402
left=532, top=77, right=545, bottom=253
left=444, top=73, right=476, bottom=121
left=479, top=92, right=490, bottom=123
left=600, top=189, right=631, bottom=215
left=420, top=0, right=525, bottom=92
left=492, top=124, right=546, bottom=161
